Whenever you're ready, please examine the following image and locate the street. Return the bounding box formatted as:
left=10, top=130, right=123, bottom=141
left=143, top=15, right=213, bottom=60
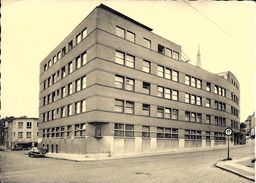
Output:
left=0, top=144, right=254, bottom=183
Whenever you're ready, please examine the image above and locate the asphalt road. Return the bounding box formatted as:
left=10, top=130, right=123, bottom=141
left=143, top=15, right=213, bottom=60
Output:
left=0, top=144, right=254, bottom=183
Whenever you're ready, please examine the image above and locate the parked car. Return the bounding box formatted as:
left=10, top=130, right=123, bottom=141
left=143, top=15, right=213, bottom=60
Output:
left=28, top=147, right=46, bottom=158
left=12, top=145, right=23, bottom=151
left=0, top=146, right=6, bottom=151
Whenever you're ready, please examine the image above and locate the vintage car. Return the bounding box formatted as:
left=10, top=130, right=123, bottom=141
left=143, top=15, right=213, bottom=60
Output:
left=28, top=147, right=47, bottom=158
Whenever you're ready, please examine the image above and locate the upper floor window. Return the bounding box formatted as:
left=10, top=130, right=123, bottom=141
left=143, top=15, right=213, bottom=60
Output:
left=18, top=122, right=23, bottom=129
left=206, top=82, right=211, bottom=92
left=142, top=126, right=150, bottom=138
left=76, top=33, right=82, bottom=44
left=57, top=52, right=61, bottom=60
left=68, top=40, right=73, bottom=51
left=157, top=107, right=164, bottom=118
left=53, top=55, right=57, bottom=64
left=26, top=132, right=32, bottom=139
left=172, top=71, right=179, bottom=82
left=157, top=65, right=164, bottom=77
left=142, top=104, right=150, bottom=116
left=116, top=26, right=125, bottom=38
left=142, top=60, right=150, bottom=73
left=115, top=51, right=125, bottom=65
left=126, top=31, right=135, bottom=42
left=206, top=98, right=211, bottom=108
left=27, top=122, right=32, bottom=129
left=125, top=101, right=134, bottom=114
left=115, top=75, right=124, bottom=89
left=142, top=82, right=150, bottom=94
left=165, top=48, right=172, bottom=57
left=82, top=28, right=87, bottom=39
left=158, top=44, right=165, bottom=54
left=114, top=99, right=124, bottom=113
left=115, top=51, right=135, bottom=68
left=126, top=55, right=135, bottom=68
left=172, top=51, right=179, bottom=60
left=143, top=38, right=151, bottom=49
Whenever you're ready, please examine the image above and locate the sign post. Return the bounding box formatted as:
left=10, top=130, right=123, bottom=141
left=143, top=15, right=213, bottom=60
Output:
left=224, top=128, right=233, bottom=160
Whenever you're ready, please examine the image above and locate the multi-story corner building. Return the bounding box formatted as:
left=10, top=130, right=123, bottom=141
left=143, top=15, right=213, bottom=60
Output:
left=244, top=112, right=255, bottom=137
left=39, top=4, right=240, bottom=156
left=3, top=116, right=39, bottom=149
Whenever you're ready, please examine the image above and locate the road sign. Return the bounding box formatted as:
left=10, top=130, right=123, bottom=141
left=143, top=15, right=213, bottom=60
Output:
left=224, top=128, right=233, bottom=136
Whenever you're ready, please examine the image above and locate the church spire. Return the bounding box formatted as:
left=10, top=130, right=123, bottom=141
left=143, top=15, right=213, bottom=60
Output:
left=196, top=45, right=201, bottom=68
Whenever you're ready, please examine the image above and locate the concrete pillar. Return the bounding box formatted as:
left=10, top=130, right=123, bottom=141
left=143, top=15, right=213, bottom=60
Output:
left=103, top=136, right=114, bottom=155
left=211, top=140, right=214, bottom=148
left=135, top=137, right=142, bottom=153
left=202, top=139, right=206, bottom=148
left=179, top=139, right=185, bottom=149
left=151, top=138, right=157, bottom=151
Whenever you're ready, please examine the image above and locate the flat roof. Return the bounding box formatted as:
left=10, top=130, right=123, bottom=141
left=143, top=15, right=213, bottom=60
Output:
left=98, top=4, right=153, bottom=32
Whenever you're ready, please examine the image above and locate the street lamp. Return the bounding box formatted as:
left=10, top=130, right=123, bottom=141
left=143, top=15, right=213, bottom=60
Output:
left=224, top=127, right=233, bottom=160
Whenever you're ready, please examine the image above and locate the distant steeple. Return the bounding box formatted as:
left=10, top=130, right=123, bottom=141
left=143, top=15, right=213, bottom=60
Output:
left=196, top=45, right=201, bottom=68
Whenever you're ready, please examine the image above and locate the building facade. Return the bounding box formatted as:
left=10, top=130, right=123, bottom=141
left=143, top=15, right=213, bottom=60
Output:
left=3, top=116, right=39, bottom=149
left=244, top=112, right=255, bottom=137
left=39, top=4, right=240, bottom=156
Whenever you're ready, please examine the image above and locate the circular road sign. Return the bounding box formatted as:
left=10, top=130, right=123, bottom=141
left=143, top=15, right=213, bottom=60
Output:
left=224, top=128, right=233, bottom=136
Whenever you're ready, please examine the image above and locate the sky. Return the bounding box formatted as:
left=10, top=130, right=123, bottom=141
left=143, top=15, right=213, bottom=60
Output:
left=1, top=0, right=256, bottom=121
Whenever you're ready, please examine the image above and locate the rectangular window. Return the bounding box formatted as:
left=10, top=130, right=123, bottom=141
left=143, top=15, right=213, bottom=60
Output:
left=44, top=64, right=47, bottom=71
left=157, top=66, right=164, bottom=77
left=164, top=108, right=171, bottom=119
left=48, top=60, right=52, bottom=68
left=126, top=54, right=135, bottom=68
left=197, top=79, right=202, bottom=89
left=115, top=75, right=124, bottom=89
left=172, top=90, right=178, bottom=101
left=206, top=98, right=211, bottom=108
left=142, top=126, right=150, bottom=138
left=158, top=44, right=165, bottom=54
left=81, top=52, right=87, bottom=66
left=157, top=86, right=164, bottom=97
left=68, top=83, right=73, bottom=95
left=191, top=95, right=196, bottom=105
left=144, top=38, right=151, bottom=49
left=165, top=48, right=172, bottom=57
left=196, top=96, right=202, bottom=106
left=115, top=51, right=125, bottom=65
left=214, top=86, right=218, bottom=94
left=164, top=88, right=171, bottom=99
left=76, top=56, right=81, bottom=69
left=185, top=93, right=190, bottom=103
left=76, top=79, right=81, bottom=92
left=62, top=47, right=66, bottom=56
left=206, top=82, right=211, bottom=92
left=27, top=122, right=32, bottom=129
left=142, top=104, right=150, bottom=116
left=143, top=82, right=150, bottom=94
left=18, top=122, right=23, bottom=129
left=142, top=60, right=150, bottom=73
left=157, top=107, right=164, bottom=118
left=191, top=112, right=196, bottom=122
left=81, top=76, right=86, bottom=90
left=172, top=51, right=179, bottom=60
left=57, top=52, right=61, bottom=60
left=81, top=100, right=86, bottom=113
left=114, top=123, right=124, bottom=137
left=125, top=124, right=134, bottom=137
left=165, top=68, right=171, bottom=80
left=26, top=132, right=31, bottom=139
left=191, top=77, right=196, bottom=87
left=82, top=28, right=87, bottom=39
left=53, top=55, right=57, bottom=64
left=18, top=132, right=23, bottom=138
left=75, top=101, right=81, bottom=114
left=74, top=123, right=86, bottom=137
left=126, top=31, right=135, bottom=42
left=157, top=127, right=164, bottom=138
left=196, top=113, right=202, bottom=123
left=125, top=101, right=134, bottom=114
left=61, top=106, right=66, bottom=118
left=61, top=67, right=66, bottom=78
left=61, top=87, right=66, bottom=98
left=68, top=40, right=73, bottom=51
left=116, top=26, right=125, bottom=38
left=206, top=131, right=211, bottom=141
left=172, top=109, right=179, bottom=120
left=67, top=104, right=72, bottom=116
left=76, top=33, right=82, bottom=44
left=114, top=99, right=124, bottom=113
left=185, top=75, right=190, bottom=85
left=125, top=78, right=135, bottom=91
left=172, top=70, right=178, bottom=82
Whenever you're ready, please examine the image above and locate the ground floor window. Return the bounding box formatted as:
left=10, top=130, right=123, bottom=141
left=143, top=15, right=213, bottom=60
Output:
left=74, top=123, right=86, bottom=137
left=114, top=123, right=134, bottom=137
left=157, top=127, right=178, bottom=139
left=206, top=131, right=211, bottom=141
left=184, top=130, right=201, bottom=139
left=214, top=132, right=225, bottom=141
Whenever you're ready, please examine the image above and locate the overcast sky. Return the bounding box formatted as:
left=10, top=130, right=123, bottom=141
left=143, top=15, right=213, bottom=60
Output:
left=2, top=0, right=256, bottom=121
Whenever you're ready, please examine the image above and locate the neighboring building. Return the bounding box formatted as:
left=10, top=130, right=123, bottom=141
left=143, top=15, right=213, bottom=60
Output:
left=0, top=118, right=4, bottom=145
left=244, top=112, right=255, bottom=137
left=3, top=116, right=39, bottom=149
left=39, top=4, right=240, bottom=156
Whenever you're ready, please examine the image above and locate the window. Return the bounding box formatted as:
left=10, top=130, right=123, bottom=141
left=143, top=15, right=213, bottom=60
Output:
left=48, top=60, right=52, bottom=68
left=164, top=108, right=171, bottom=119
left=196, top=113, right=202, bottom=123
left=81, top=76, right=86, bottom=89
left=75, top=79, right=81, bottom=92
left=125, top=101, right=134, bottom=114
left=81, top=52, right=87, bottom=65
left=26, top=132, right=31, bottom=139
left=115, top=75, right=124, bottom=89
left=18, top=132, right=23, bottom=138
left=114, top=123, right=124, bottom=136
left=52, top=110, right=56, bottom=120
left=142, top=104, right=150, bottom=116
left=67, top=104, right=72, bottom=116
left=144, top=38, right=151, bottom=49
left=81, top=100, right=86, bottom=112
left=157, top=66, right=164, bottom=77
left=57, top=52, right=61, bottom=60
left=196, top=80, right=202, bottom=89
left=172, top=71, right=178, bottom=82
left=18, top=122, right=23, bottom=129
left=27, top=122, right=32, bottom=129
left=185, top=130, right=201, bottom=139
left=125, top=78, right=134, bottom=91
left=68, top=40, right=73, bottom=51
left=114, top=99, right=124, bottom=113
left=185, top=93, right=190, bottom=103
left=172, top=90, right=178, bottom=101
left=157, top=127, right=164, bottom=138
left=185, top=75, right=190, bottom=85
left=61, top=106, right=66, bottom=118
left=115, top=51, right=125, bottom=65
left=142, top=126, right=150, bottom=138
left=164, top=88, right=171, bottom=99
left=143, top=82, right=150, bottom=94
left=157, top=107, right=164, bottom=118
left=214, top=132, right=225, bottom=141
left=196, top=96, right=202, bottom=106
left=157, top=86, right=164, bottom=97
left=191, top=95, right=196, bottom=105
left=44, top=64, right=47, bottom=71
left=82, top=28, right=87, bottom=39
left=76, top=33, right=82, bottom=44
left=114, top=123, right=134, bottom=137
left=68, top=83, right=73, bottom=95
left=61, top=87, right=66, bottom=98
left=126, top=55, right=135, bottom=68
left=157, top=127, right=178, bottom=139
left=142, top=60, right=150, bottom=73
left=62, top=47, right=66, bottom=56
left=165, top=68, right=171, bottom=79
left=165, top=48, right=172, bottom=57
left=206, top=131, right=211, bottom=141
left=191, top=77, right=196, bottom=87
left=75, top=101, right=81, bottom=114
left=206, top=99, right=211, bottom=108
left=206, top=82, right=211, bottom=91
left=116, top=26, right=125, bottom=38
left=68, top=62, right=73, bottom=74
left=126, top=31, right=135, bottom=42
left=61, top=67, right=66, bottom=78
left=172, top=109, right=179, bottom=120
left=125, top=124, right=134, bottom=137
left=158, top=44, right=165, bottom=54
left=76, top=56, right=81, bottom=69
left=191, top=112, right=196, bottom=122
left=74, top=123, right=86, bottom=137
left=172, top=51, right=179, bottom=60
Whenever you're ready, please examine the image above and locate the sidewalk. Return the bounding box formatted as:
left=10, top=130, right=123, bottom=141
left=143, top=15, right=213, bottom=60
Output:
left=215, top=156, right=255, bottom=181
left=45, top=144, right=248, bottom=162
